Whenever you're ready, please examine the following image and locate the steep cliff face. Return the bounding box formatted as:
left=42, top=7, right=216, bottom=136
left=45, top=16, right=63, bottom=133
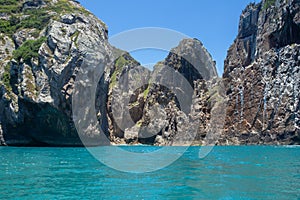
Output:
left=0, top=0, right=111, bottom=146
left=105, top=49, right=146, bottom=143
left=107, top=39, right=219, bottom=146
left=141, top=39, right=219, bottom=146
left=223, top=0, right=300, bottom=144
left=0, top=1, right=219, bottom=146
left=1, top=0, right=299, bottom=146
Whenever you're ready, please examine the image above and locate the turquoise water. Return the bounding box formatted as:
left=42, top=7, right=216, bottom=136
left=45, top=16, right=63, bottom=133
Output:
left=0, top=146, right=299, bottom=200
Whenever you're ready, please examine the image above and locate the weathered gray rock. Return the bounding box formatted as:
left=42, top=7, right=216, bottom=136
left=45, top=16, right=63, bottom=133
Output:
left=13, top=29, right=38, bottom=47
left=1, top=0, right=299, bottom=146
left=168, top=38, right=218, bottom=81
left=0, top=34, right=15, bottom=65
left=106, top=52, right=145, bottom=141
left=0, top=0, right=111, bottom=146
left=154, top=135, right=165, bottom=146
left=107, top=39, right=218, bottom=146
left=0, top=124, right=5, bottom=146
left=124, top=125, right=140, bottom=144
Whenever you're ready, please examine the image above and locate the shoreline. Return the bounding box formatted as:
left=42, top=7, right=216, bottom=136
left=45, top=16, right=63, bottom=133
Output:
left=1, top=143, right=300, bottom=148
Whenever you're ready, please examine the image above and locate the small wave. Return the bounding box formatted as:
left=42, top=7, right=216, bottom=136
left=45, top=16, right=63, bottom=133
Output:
left=282, top=145, right=300, bottom=148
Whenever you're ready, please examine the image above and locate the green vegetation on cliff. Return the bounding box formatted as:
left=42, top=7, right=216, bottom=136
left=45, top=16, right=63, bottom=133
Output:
left=20, top=10, right=50, bottom=30
left=0, top=0, right=91, bottom=36
left=49, top=0, right=90, bottom=16
left=13, top=37, right=46, bottom=63
left=2, top=64, right=12, bottom=93
left=0, top=0, right=100, bottom=66
left=0, top=0, right=20, bottom=14
left=0, top=6, right=49, bottom=36
left=143, top=85, right=150, bottom=99
left=110, top=55, right=132, bottom=89
left=263, top=0, right=276, bottom=9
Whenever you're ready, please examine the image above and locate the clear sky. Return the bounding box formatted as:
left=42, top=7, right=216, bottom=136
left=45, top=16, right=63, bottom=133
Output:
left=79, top=0, right=254, bottom=75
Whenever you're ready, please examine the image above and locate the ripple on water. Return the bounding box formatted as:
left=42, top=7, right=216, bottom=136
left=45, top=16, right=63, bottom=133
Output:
left=0, top=146, right=299, bottom=199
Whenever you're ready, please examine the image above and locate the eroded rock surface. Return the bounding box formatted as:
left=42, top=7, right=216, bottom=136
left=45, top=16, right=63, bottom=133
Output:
left=1, top=0, right=299, bottom=146
left=0, top=0, right=111, bottom=146
left=107, top=39, right=219, bottom=146
left=222, top=0, right=300, bottom=145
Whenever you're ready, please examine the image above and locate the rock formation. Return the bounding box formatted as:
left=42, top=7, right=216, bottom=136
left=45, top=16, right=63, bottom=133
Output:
left=222, top=0, right=300, bottom=144
left=0, top=0, right=111, bottom=146
left=0, top=0, right=299, bottom=146
left=107, top=39, right=219, bottom=146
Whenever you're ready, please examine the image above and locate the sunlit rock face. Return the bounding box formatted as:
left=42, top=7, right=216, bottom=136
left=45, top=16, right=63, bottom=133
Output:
left=0, top=1, right=219, bottom=146
left=1, top=0, right=299, bottom=146
left=222, top=0, right=300, bottom=145
left=0, top=0, right=111, bottom=146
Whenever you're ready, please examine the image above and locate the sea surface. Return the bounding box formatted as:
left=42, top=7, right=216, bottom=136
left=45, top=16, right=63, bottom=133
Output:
left=0, top=146, right=299, bottom=200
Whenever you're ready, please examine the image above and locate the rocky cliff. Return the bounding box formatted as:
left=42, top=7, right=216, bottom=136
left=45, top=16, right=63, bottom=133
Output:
left=0, top=0, right=299, bottom=146
left=222, top=0, right=300, bottom=144
left=106, top=39, right=219, bottom=146
left=0, top=0, right=219, bottom=146
left=0, top=0, right=112, bottom=146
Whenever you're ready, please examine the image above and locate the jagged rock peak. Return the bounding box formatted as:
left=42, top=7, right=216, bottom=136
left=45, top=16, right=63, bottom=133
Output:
left=168, top=38, right=218, bottom=80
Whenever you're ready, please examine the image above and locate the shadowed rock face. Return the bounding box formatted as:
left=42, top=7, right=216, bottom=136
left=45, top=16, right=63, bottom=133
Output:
left=166, top=39, right=218, bottom=81
left=222, top=0, right=300, bottom=145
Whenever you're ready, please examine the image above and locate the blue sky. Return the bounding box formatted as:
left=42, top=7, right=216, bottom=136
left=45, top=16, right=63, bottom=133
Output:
left=79, top=0, right=254, bottom=75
